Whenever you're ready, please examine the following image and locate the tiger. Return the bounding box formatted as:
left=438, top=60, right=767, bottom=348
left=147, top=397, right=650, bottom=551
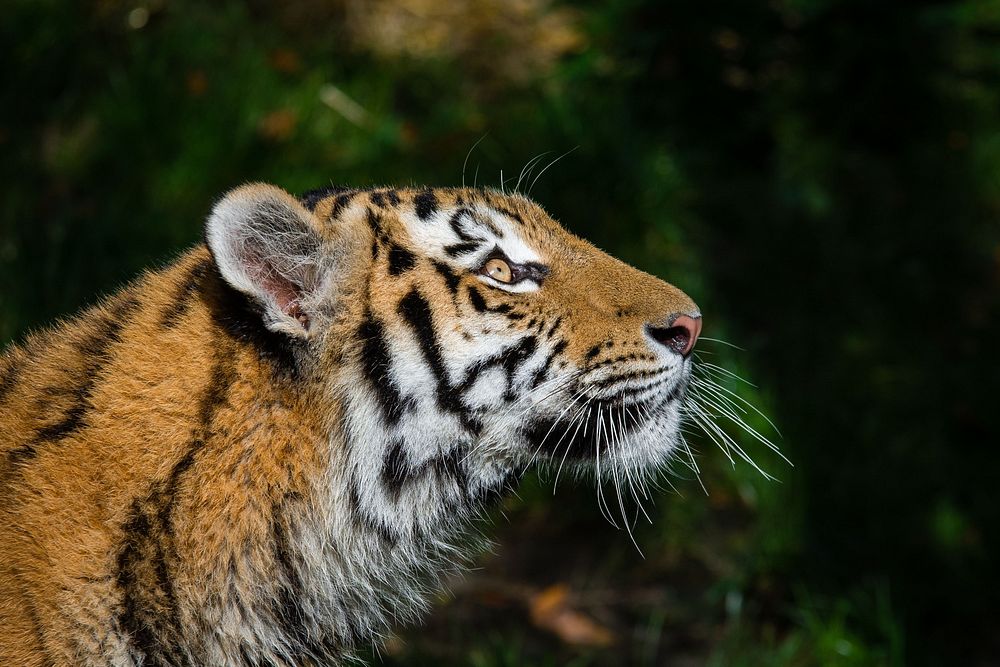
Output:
left=0, top=182, right=702, bottom=666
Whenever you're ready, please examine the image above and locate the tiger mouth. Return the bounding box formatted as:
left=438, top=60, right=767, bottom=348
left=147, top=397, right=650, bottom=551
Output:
left=522, top=381, right=687, bottom=463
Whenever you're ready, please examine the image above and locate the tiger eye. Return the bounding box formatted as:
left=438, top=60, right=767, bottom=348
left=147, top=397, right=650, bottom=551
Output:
left=483, top=258, right=513, bottom=283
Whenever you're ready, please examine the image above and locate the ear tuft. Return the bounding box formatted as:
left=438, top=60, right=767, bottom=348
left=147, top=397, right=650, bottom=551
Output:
left=206, top=184, right=326, bottom=337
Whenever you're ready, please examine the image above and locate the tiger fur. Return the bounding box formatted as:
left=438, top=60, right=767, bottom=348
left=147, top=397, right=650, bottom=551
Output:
left=0, top=183, right=701, bottom=666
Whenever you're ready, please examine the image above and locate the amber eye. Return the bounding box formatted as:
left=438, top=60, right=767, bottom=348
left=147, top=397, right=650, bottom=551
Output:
left=482, top=257, right=514, bottom=283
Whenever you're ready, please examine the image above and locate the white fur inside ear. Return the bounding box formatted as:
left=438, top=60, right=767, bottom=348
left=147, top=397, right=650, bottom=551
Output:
left=206, top=184, right=325, bottom=337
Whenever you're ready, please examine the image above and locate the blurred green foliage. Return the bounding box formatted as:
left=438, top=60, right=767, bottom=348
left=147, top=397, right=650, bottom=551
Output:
left=2, top=0, right=999, bottom=664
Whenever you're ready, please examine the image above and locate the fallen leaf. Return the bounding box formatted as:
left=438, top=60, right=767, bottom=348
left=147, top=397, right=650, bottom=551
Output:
left=529, top=584, right=615, bottom=647
left=257, top=109, right=298, bottom=141
left=269, top=49, right=301, bottom=74
left=185, top=70, right=208, bottom=97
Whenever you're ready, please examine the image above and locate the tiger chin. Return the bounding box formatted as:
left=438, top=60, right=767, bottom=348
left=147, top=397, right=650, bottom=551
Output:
left=0, top=183, right=702, bottom=666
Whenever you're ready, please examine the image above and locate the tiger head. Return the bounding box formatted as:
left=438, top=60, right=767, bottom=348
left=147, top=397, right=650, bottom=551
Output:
left=207, top=183, right=701, bottom=538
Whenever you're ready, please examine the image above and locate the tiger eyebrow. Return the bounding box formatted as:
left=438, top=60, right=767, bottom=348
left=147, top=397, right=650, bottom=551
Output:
left=463, top=207, right=503, bottom=238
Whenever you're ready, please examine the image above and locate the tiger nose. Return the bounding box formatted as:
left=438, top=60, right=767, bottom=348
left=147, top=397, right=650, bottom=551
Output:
left=646, top=314, right=702, bottom=357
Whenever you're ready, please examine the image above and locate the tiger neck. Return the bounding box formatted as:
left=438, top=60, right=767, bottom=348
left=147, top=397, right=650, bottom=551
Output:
left=188, top=258, right=517, bottom=650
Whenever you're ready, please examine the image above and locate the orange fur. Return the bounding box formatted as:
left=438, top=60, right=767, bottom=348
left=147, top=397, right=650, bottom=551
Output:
left=0, top=185, right=699, bottom=665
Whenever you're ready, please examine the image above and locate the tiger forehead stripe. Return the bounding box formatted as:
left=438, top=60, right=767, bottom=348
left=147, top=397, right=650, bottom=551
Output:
left=396, top=196, right=542, bottom=269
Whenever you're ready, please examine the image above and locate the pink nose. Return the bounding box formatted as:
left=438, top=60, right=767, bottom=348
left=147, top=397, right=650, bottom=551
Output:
left=647, top=314, right=702, bottom=357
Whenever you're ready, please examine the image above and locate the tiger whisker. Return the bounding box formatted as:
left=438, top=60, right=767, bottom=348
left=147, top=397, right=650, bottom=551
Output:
left=690, top=373, right=782, bottom=438
left=696, top=336, right=746, bottom=351
left=687, top=402, right=777, bottom=481
left=697, top=361, right=757, bottom=387
left=618, top=403, right=654, bottom=526
left=607, top=408, right=644, bottom=554
left=592, top=406, right=621, bottom=529
left=461, top=133, right=489, bottom=188
left=518, top=386, right=589, bottom=476
left=514, top=152, right=551, bottom=194
left=527, top=146, right=579, bottom=195
left=689, top=381, right=790, bottom=465
left=683, top=403, right=735, bottom=466
left=618, top=405, right=653, bottom=524
left=466, top=371, right=581, bottom=463
left=551, top=400, right=591, bottom=494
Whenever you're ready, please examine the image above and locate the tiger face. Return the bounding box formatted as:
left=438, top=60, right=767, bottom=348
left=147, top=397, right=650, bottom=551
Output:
left=208, top=183, right=701, bottom=540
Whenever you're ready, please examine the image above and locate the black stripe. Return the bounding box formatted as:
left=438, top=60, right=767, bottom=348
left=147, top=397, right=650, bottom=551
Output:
left=357, top=314, right=407, bottom=426
left=0, top=351, right=24, bottom=404
left=488, top=302, right=513, bottom=315
left=593, top=367, right=667, bottom=389
left=457, top=335, right=537, bottom=402
left=348, top=474, right=399, bottom=547
left=530, top=339, right=567, bottom=389
left=270, top=499, right=338, bottom=662
left=448, top=208, right=492, bottom=243
left=386, top=190, right=401, bottom=206
left=500, top=336, right=536, bottom=401
left=379, top=438, right=469, bottom=504
left=300, top=186, right=351, bottom=212
left=32, top=402, right=88, bottom=445
left=159, top=259, right=211, bottom=329
left=380, top=439, right=409, bottom=502
left=591, top=351, right=650, bottom=370
left=397, top=289, right=480, bottom=434
left=11, top=296, right=139, bottom=465
left=467, top=286, right=487, bottom=313
left=116, top=501, right=189, bottom=666
left=115, top=344, right=234, bottom=666
left=23, top=596, right=55, bottom=667
left=397, top=290, right=461, bottom=415
left=369, top=191, right=386, bottom=208
left=493, top=206, right=523, bottom=224
left=448, top=208, right=475, bottom=241
left=433, top=445, right=469, bottom=498
left=201, top=263, right=303, bottom=378
left=432, top=261, right=461, bottom=295
left=545, top=316, right=563, bottom=339
left=330, top=192, right=354, bottom=219
left=443, top=241, right=482, bottom=258
left=366, top=208, right=383, bottom=238
left=414, top=190, right=438, bottom=220
left=585, top=343, right=603, bottom=361
left=614, top=375, right=671, bottom=400
left=387, top=244, right=416, bottom=276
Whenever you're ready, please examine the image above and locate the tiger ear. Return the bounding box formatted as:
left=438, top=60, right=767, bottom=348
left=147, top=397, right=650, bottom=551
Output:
left=206, top=183, right=328, bottom=338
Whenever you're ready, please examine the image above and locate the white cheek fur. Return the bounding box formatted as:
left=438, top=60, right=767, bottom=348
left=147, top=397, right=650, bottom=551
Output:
left=475, top=274, right=542, bottom=294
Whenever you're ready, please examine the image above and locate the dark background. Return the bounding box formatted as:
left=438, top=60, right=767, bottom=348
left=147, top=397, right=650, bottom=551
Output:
left=2, top=1, right=998, bottom=665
